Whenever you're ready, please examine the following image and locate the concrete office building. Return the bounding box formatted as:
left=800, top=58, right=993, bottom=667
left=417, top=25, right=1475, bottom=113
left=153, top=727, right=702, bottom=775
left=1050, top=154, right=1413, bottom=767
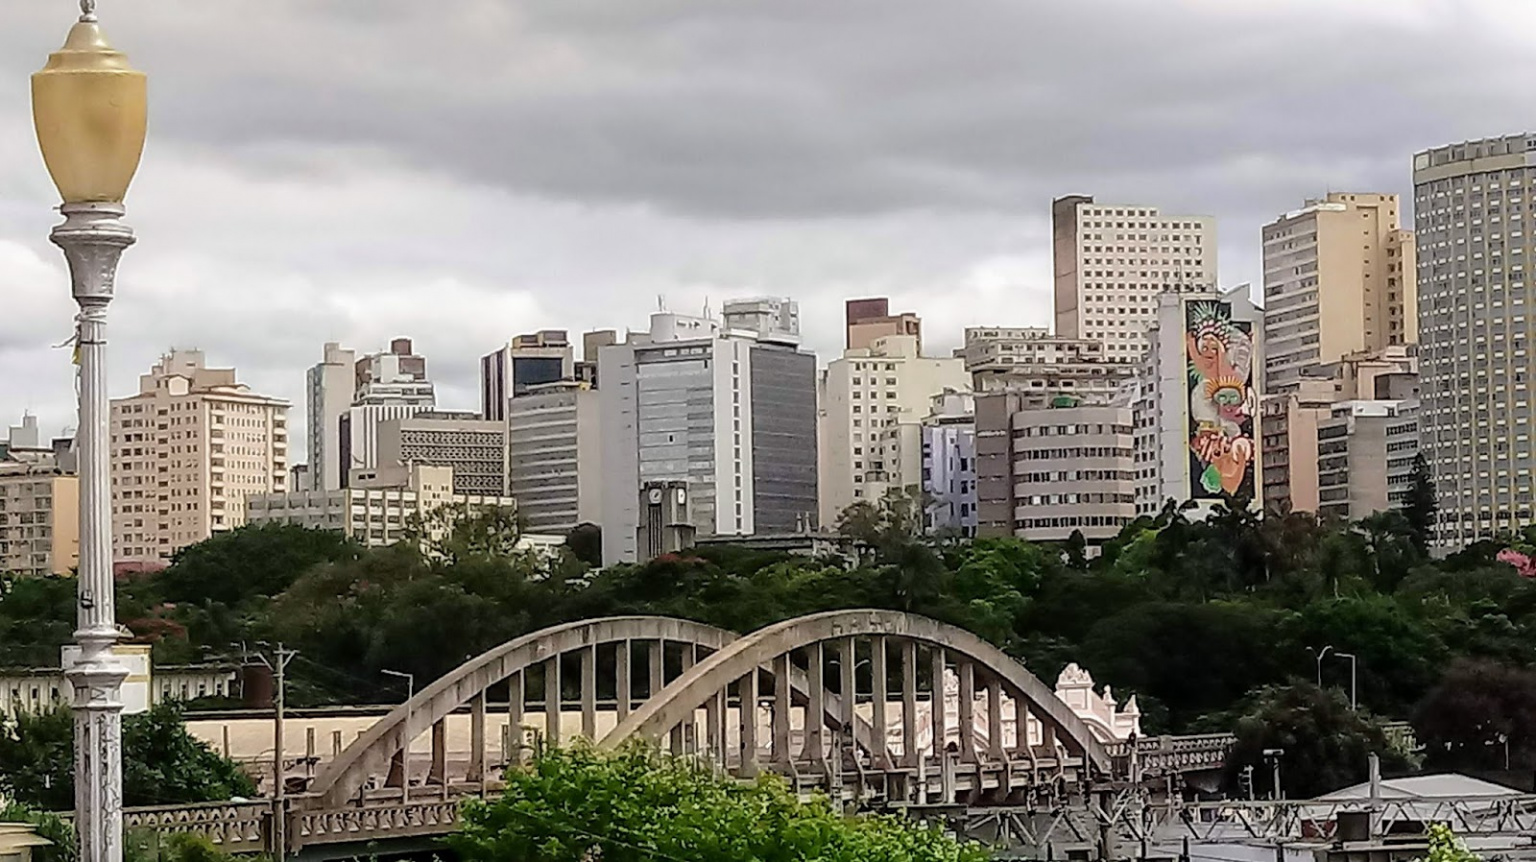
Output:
left=1261, top=346, right=1418, bottom=514
left=975, top=393, right=1135, bottom=543
left=576, top=330, right=618, bottom=388
left=845, top=297, right=923, bottom=352
left=1413, top=136, right=1536, bottom=545
left=246, top=464, right=516, bottom=549
left=599, top=301, right=818, bottom=564
left=817, top=333, right=968, bottom=526
left=1053, top=195, right=1218, bottom=362
left=374, top=411, right=508, bottom=497
left=920, top=390, right=978, bottom=537
left=480, top=331, right=576, bottom=422
left=305, top=342, right=355, bottom=492
left=506, top=382, right=603, bottom=536
left=1131, top=287, right=1262, bottom=518
left=1262, top=193, right=1418, bottom=392
left=336, top=339, right=438, bottom=483
left=111, top=350, right=289, bottom=564
left=0, top=454, right=78, bottom=578
left=1317, top=400, right=1422, bottom=522
left=961, top=326, right=1131, bottom=400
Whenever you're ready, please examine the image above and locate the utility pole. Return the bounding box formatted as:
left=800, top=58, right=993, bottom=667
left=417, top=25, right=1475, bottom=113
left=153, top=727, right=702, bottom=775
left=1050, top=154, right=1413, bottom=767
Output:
left=248, top=643, right=297, bottom=862
left=381, top=669, right=415, bottom=796
left=1336, top=652, right=1358, bottom=709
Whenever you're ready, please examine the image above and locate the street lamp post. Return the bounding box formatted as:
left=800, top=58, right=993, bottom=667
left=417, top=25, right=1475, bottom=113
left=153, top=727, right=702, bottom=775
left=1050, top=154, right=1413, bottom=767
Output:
left=1306, top=644, right=1333, bottom=687
left=32, top=4, right=147, bottom=862
left=1335, top=652, right=1358, bottom=709
left=381, top=669, right=415, bottom=796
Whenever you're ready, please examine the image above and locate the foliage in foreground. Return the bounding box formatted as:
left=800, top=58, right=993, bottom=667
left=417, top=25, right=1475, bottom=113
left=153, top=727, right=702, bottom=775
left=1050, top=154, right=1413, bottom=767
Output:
left=450, top=744, right=989, bottom=862
left=1423, top=823, right=1482, bottom=862
left=0, top=704, right=256, bottom=811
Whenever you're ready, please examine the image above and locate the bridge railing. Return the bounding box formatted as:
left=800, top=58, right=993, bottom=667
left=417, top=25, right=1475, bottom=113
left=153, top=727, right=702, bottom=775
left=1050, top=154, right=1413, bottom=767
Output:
left=121, top=800, right=271, bottom=855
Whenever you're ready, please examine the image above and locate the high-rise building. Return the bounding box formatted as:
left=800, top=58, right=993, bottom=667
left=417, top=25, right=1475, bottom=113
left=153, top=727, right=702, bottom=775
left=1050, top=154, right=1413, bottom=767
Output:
left=0, top=442, right=78, bottom=577
left=1317, top=399, right=1422, bottom=522
left=305, top=342, right=355, bottom=492
left=844, top=297, right=922, bottom=352
left=816, top=334, right=968, bottom=526
left=480, top=331, right=576, bottom=421
left=1413, top=136, right=1536, bottom=546
left=374, top=411, right=508, bottom=497
left=974, top=392, right=1135, bottom=544
left=1262, top=193, right=1418, bottom=392
left=1131, top=288, right=1262, bottom=518
left=506, top=382, right=603, bottom=536
left=110, top=350, right=289, bottom=564
left=1052, top=195, right=1218, bottom=362
left=577, top=330, right=618, bottom=388
left=961, top=326, right=1132, bottom=399
left=599, top=301, right=818, bottom=564
left=920, top=391, right=978, bottom=537
left=339, top=338, right=437, bottom=482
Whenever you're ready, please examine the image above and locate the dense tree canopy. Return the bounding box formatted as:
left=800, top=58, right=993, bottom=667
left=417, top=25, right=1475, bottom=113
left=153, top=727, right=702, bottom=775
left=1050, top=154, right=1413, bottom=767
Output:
left=449, top=744, right=988, bottom=862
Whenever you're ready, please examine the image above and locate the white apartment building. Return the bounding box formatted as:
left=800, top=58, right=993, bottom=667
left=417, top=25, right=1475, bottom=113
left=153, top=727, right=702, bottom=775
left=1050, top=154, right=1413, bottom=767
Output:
left=506, top=383, right=603, bottom=536
left=337, top=339, right=437, bottom=482
left=111, top=350, right=289, bottom=564
left=245, top=463, right=516, bottom=549
left=1131, top=287, right=1263, bottom=518
left=599, top=302, right=818, bottom=565
left=961, top=326, right=1131, bottom=399
left=921, top=390, right=977, bottom=537
left=817, top=334, right=968, bottom=526
left=1052, top=195, right=1218, bottom=363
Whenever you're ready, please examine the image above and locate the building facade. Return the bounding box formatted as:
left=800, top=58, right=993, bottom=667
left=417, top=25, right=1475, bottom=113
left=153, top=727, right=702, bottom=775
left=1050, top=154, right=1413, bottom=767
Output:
left=304, top=342, right=355, bottom=492
left=1262, top=193, right=1418, bottom=392
left=817, top=334, right=968, bottom=526
left=599, top=303, right=818, bottom=564
left=480, top=330, right=576, bottom=422
left=845, top=297, right=922, bottom=352
left=0, top=461, right=78, bottom=577
left=110, top=351, right=289, bottom=564
left=374, top=412, right=508, bottom=497
left=961, top=326, right=1131, bottom=399
left=1317, top=400, right=1421, bottom=522
left=1052, top=195, right=1218, bottom=362
left=1413, top=135, right=1536, bottom=545
left=921, top=391, right=977, bottom=537
left=246, top=464, right=516, bottom=549
left=1131, top=288, right=1262, bottom=518
left=975, top=393, right=1135, bottom=543
left=335, top=338, right=437, bottom=484
left=506, top=383, right=603, bottom=536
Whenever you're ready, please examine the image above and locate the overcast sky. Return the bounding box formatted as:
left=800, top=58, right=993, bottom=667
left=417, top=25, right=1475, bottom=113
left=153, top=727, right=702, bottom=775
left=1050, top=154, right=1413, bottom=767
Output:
left=2, top=0, right=1534, bottom=457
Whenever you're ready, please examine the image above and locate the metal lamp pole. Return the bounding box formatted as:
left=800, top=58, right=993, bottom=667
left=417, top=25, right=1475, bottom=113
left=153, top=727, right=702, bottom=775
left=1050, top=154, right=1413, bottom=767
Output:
left=1335, top=652, right=1358, bottom=709
left=382, top=669, right=415, bottom=795
left=32, top=4, right=148, bottom=862
left=1306, top=644, right=1333, bottom=687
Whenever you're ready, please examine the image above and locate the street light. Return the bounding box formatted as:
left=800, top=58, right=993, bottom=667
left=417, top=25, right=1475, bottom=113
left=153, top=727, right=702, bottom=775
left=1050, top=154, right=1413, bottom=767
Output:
left=32, top=4, right=147, bottom=862
left=1306, top=644, right=1333, bottom=687
left=381, top=669, right=415, bottom=795
left=1335, top=652, right=1358, bottom=709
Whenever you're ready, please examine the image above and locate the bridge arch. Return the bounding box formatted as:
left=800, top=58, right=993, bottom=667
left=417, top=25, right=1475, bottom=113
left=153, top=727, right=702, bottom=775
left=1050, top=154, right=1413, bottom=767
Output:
left=602, top=610, right=1112, bottom=777
left=311, top=616, right=737, bottom=807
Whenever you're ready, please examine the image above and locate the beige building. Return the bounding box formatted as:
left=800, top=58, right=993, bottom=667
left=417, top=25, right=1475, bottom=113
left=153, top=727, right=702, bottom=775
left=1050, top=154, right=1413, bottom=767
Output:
left=1261, top=346, right=1418, bottom=514
left=1052, top=195, right=1218, bottom=363
left=375, top=411, right=507, bottom=497
left=817, top=334, right=968, bottom=526
left=246, top=463, right=516, bottom=549
left=0, top=461, right=78, bottom=577
left=961, top=326, right=1132, bottom=400
left=1317, top=400, right=1421, bottom=522
left=975, top=393, right=1135, bottom=543
left=1262, top=193, right=1418, bottom=392
left=844, top=297, right=922, bottom=353
left=110, top=351, right=289, bottom=564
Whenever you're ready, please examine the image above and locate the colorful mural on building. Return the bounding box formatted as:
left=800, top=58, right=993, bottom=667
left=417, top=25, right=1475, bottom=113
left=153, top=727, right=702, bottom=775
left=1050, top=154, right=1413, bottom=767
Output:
left=1186, top=300, right=1257, bottom=500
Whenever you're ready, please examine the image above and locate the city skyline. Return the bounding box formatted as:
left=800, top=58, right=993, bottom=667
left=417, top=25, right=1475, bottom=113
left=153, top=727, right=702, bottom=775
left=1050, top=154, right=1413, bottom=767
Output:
left=1, top=1, right=1529, bottom=449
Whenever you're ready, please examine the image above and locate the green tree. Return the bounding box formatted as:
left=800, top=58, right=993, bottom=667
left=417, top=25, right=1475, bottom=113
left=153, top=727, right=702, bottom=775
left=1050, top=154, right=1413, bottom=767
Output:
left=0, top=704, right=255, bottom=811
left=564, top=522, right=603, bottom=568
left=0, top=575, right=75, bottom=667
left=1422, top=824, right=1482, bottom=862
left=1403, top=454, right=1438, bottom=554
left=449, top=744, right=988, bottom=862
left=1414, top=660, right=1536, bottom=774
left=1222, top=683, right=1410, bottom=799
left=410, top=503, right=525, bottom=565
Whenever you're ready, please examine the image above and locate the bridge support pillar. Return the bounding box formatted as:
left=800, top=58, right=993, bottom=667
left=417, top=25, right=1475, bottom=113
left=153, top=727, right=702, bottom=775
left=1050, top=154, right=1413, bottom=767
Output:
left=901, top=640, right=918, bottom=768
left=544, top=656, right=561, bottom=748
left=806, top=643, right=826, bottom=764
left=870, top=636, right=891, bottom=769
left=616, top=640, right=632, bottom=721
left=772, top=653, right=792, bottom=765
left=739, top=669, right=760, bottom=776
left=429, top=719, right=447, bottom=786
left=930, top=647, right=947, bottom=767
left=957, top=661, right=977, bottom=764
left=508, top=670, right=525, bottom=766
left=468, top=692, right=486, bottom=784
left=581, top=645, right=597, bottom=740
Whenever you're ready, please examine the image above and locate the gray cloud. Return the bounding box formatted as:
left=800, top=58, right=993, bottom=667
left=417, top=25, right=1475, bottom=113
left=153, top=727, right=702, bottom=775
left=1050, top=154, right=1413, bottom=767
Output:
left=0, top=0, right=1531, bottom=450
